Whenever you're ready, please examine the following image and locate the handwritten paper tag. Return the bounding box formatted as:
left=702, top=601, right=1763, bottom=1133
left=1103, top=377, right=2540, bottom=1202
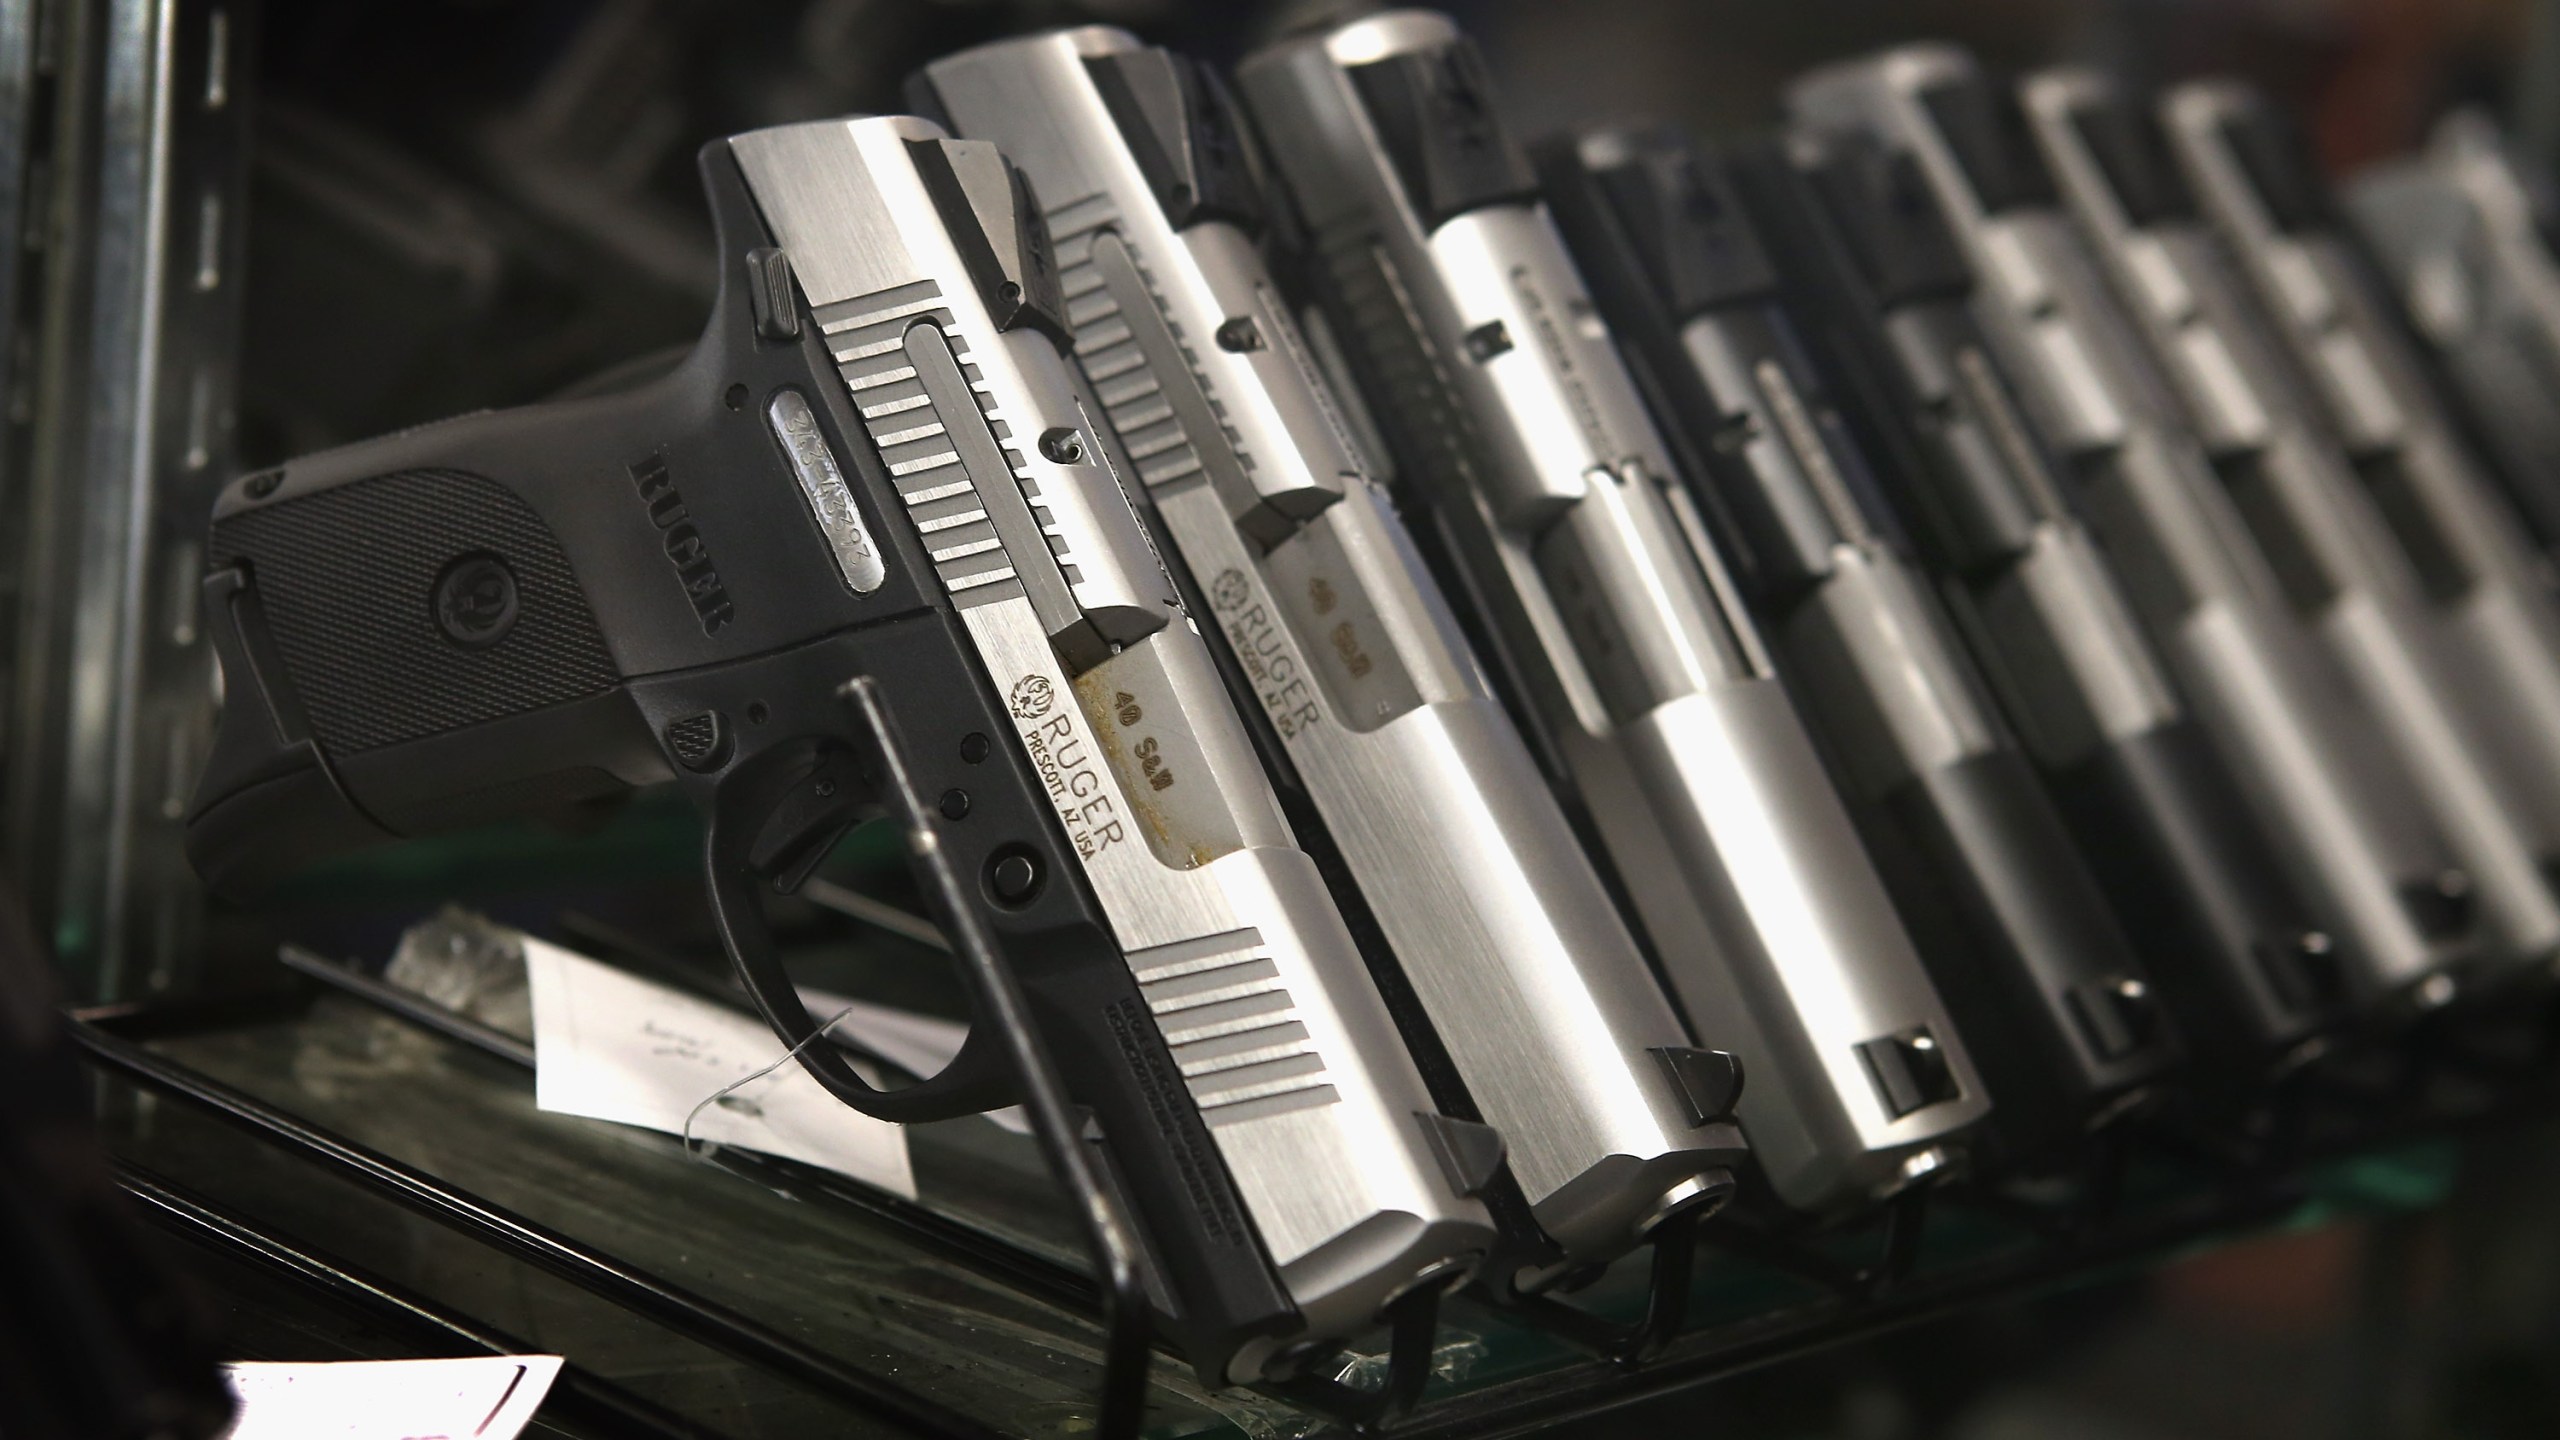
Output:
left=221, top=1355, right=562, bottom=1439
left=524, top=937, right=918, bottom=1198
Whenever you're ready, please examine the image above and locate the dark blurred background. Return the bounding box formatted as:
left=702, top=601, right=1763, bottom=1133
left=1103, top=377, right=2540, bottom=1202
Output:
left=238, top=0, right=2560, bottom=466
left=211, top=3, right=2560, bottom=1436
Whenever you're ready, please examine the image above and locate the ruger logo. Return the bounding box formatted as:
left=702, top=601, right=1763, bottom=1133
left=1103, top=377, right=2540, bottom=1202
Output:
left=631, top=453, right=735, bottom=634
left=1009, top=674, right=1055, bottom=720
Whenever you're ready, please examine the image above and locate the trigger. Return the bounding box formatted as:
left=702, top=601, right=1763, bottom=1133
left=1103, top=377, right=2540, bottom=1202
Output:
left=747, top=751, right=867, bottom=891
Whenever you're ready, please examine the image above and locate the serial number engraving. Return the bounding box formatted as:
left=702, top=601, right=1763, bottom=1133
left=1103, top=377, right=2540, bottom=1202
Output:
left=767, top=388, right=887, bottom=595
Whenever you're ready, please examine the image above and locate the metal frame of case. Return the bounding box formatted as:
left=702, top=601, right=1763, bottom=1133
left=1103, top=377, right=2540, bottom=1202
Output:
left=4, top=0, right=250, bottom=1001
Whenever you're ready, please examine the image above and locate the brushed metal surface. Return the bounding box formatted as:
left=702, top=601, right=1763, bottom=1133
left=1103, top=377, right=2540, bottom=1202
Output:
left=923, top=27, right=1748, bottom=1256
left=2350, top=114, right=2560, bottom=519
left=727, top=114, right=1490, bottom=1371
left=2161, top=80, right=2560, bottom=964
left=2026, top=69, right=2560, bottom=968
left=1239, top=10, right=1985, bottom=1212
left=1789, top=47, right=2479, bottom=1003
left=1778, top=544, right=2006, bottom=795
left=734, top=123, right=1174, bottom=656
left=1574, top=686, right=1992, bottom=1206
left=2353, top=119, right=2560, bottom=800
left=1675, top=308, right=2017, bottom=793
left=1870, top=304, right=2186, bottom=769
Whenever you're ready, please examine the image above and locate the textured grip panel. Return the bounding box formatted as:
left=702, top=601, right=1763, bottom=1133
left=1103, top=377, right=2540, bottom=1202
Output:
left=210, top=468, right=619, bottom=756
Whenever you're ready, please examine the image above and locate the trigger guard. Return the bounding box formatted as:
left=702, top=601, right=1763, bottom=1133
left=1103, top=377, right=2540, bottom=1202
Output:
left=705, top=745, right=1025, bottom=1124
left=746, top=749, right=868, bottom=889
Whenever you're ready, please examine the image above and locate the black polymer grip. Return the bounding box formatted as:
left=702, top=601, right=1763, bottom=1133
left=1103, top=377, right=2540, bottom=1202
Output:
left=187, top=141, right=1299, bottom=1378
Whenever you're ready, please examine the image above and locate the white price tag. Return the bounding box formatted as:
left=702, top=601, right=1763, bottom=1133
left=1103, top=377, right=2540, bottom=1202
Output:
left=221, top=1356, right=562, bottom=1440
left=524, top=937, right=918, bottom=1196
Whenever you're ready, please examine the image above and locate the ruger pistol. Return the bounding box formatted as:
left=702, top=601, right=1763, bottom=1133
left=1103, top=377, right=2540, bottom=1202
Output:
left=1720, top=124, right=2348, bottom=1079
left=1236, top=10, right=1992, bottom=1211
left=2158, top=81, right=2560, bottom=970
left=2024, top=71, right=2560, bottom=975
left=1788, top=48, right=2485, bottom=1009
left=910, top=29, right=1746, bottom=1280
left=184, top=114, right=1498, bottom=1386
left=1545, top=127, right=2328, bottom=1098
left=2350, top=111, right=2560, bottom=550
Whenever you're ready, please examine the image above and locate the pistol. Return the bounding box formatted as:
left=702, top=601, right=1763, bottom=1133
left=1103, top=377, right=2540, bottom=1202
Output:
left=2022, top=70, right=2560, bottom=976
left=1536, top=128, right=2185, bottom=1147
left=909, top=28, right=1746, bottom=1279
left=1544, top=126, right=2330, bottom=1100
left=1235, top=10, right=1990, bottom=1210
left=182, top=114, right=1496, bottom=1386
left=1718, top=125, right=2350, bottom=1078
left=2158, top=81, right=2560, bottom=969
left=2350, top=111, right=2560, bottom=551
left=1787, top=47, right=2483, bottom=1007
